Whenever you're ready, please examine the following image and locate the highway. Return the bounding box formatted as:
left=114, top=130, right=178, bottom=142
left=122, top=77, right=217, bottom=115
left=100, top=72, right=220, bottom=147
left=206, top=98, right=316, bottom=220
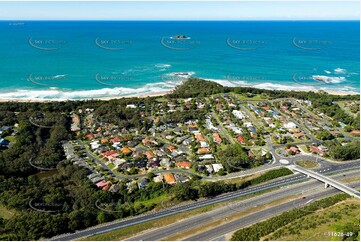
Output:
left=126, top=170, right=359, bottom=241
left=185, top=181, right=360, bottom=241
left=49, top=160, right=359, bottom=241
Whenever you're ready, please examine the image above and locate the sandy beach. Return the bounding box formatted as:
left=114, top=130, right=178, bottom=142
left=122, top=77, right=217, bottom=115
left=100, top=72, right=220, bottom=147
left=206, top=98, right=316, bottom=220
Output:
left=0, top=88, right=357, bottom=103
left=0, top=90, right=172, bottom=103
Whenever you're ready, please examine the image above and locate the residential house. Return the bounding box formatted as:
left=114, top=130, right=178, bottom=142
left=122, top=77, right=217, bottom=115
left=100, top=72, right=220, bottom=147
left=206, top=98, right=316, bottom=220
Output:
left=183, top=137, right=195, bottom=145
left=148, top=159, right=160, bottom=168
left=153, top=174, right=163, bottom=183
left=121, top=147, right=132, bottom=155
left=176, top=161, right=192, bottom=169
left=237, top=135, right=246, bottom=143
left=174, top=174, right=189, bottom=183
left=164, top=173, right=176, bottom=184
left=205, top=165, right=214, bottom=173
left=284, top=122, right=297, bottom=129
left=232, top=110, right=245, bottom=119
left=109, top=184, right=120, bottom=193
left=113, top=158, right=126, bottom=167
left=286, top=146, right=300, bottom=154
left=212, top=164, right=224, bottom=173
left=213, top=133, right=222, bottom=144
left=160, top=158, right=171, bottom=168
left=196, top=133, right=206, bottom=142
left=293, top=132, right=307, bottom=139
left=197, top=147, right=211, bottom=154
left=145, top=151, right=154, bottom=159
left=310, top=146, right=325, bottom=156
left=96, top=180, right=110, bottom=189
left=138, top=178, right=148, bottom=189
left=200, top=141, right=209, bottom=148
left=199, top=154, right=214, bottom=160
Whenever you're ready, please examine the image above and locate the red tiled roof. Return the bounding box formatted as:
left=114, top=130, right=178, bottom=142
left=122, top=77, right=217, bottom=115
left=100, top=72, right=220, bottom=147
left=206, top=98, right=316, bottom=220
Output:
left=164, top=173, right=176, bottom=183
left=145, top=151, right=154, bottom=159
left=85, top=133, right=95, bottom=139
left=289, top=147, right=299, bottom=152
left=121, top=147, right=132, bottom=153
left=213, top=133, right=222, bottom=143
left=103, top=150, right=117, bottom=157
left=96, top=180, right=110, bottom=188
left=167, top=145, right=176, bottom=152
left=176, top=161, right=192, bottom=168
left=197, top=148, right=210, bottom=154
left=196, top=134, right=206, bottom=142
left=237, top=135, right=246, bottom=143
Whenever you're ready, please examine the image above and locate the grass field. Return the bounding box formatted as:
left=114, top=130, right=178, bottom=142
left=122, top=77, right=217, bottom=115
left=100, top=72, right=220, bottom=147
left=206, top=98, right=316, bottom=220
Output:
left=335, top=101, right=358, bottom=117
left=36, top=170, right=59, bottom=179
left=298, top=145, right=309, bottom=153
left=263, top=198, right=360, bottom=241
left=4, top=135, right=16, bottom=143
left=0, top=205, right=15, bottom=219
left=233, top=93, right=269, bottom=101
left=295, top=160, right=319, bottom=169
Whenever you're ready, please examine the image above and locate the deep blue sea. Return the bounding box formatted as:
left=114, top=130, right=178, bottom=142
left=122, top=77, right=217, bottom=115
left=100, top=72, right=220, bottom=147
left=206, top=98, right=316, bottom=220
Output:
left=0, top=21, right=359, bottom=100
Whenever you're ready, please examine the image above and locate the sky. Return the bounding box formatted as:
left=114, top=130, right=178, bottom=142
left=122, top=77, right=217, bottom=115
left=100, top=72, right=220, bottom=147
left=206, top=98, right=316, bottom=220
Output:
left=0, top=1, right=359, bottom=20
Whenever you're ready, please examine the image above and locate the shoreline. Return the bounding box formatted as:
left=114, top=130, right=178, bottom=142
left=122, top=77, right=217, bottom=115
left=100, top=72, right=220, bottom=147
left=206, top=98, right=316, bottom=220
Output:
left=0, top=90, right=173, bottom=103
left=0, top=86, right=358, bottom=103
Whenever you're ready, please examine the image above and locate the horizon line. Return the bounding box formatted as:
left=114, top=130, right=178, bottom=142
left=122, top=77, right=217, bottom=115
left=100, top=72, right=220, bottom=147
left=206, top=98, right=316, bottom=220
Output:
left=2, top=19, right=359, bottom=21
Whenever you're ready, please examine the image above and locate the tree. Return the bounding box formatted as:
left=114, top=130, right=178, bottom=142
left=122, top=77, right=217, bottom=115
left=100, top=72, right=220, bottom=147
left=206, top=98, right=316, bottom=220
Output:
left=146, top=172, right=156, bottom=180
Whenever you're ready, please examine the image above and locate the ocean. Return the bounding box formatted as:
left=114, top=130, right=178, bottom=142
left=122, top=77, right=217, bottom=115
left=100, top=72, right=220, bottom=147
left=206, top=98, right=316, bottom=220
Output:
left=0, top=21, right=359, bottom=100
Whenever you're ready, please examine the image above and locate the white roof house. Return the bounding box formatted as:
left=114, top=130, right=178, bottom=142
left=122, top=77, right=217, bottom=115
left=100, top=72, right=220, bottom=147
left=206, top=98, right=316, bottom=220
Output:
left=90, top=141, right=100, bottom=150
left=283, top=122, right=297, bottom=129
left=126, top=104, right=137, bottom=109
left=200, top=141, right=209, bottom=148
left=232, top=110, right=245, bottom=120
left=205, top=165, right=214, bottom=173
left=113, top=158, right=126, bottom=167
left=199, top=154, right=214, bottom=160
left=212, top=164, right=224, bottom=172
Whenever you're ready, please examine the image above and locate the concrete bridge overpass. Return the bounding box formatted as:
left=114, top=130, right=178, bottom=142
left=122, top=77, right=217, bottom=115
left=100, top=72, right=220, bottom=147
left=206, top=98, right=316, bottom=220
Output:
left=288, top=165, right=360, bottom=199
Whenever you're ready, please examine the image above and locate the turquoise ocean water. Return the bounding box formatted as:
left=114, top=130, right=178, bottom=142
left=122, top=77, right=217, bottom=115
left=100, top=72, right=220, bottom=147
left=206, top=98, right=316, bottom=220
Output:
left=0, top=21, right=359, bottom=100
